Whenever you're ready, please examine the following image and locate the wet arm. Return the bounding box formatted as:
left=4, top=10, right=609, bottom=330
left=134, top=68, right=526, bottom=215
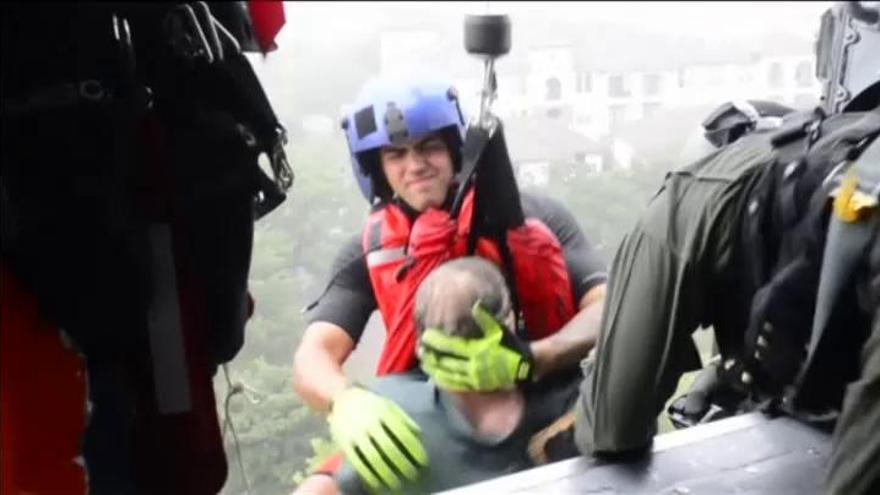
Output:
left=292, top=322, right=355, bottom=413
left=530, top=284, right=606, bottom=379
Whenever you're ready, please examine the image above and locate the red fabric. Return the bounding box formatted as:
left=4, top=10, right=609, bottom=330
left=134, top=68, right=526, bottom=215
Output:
left=313, top=451, right=345, bottom=475
left=141, top=221, right=227, bottom=494
left=1, top=262, right=88, bottom=495
left=363, top=189, right=576, bottom=375
left=247, top=1, right=285, bottom=53
left=504, top=219, right=578, bottom=339
left=129, top=116, right=228, bottom=494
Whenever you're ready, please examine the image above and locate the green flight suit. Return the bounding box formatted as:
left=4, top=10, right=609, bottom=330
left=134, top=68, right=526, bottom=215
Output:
left=573, top=131, right=778, bottom=455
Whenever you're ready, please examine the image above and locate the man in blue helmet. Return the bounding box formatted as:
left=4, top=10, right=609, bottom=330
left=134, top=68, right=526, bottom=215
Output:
left=291, top=74, right=608, bottom=491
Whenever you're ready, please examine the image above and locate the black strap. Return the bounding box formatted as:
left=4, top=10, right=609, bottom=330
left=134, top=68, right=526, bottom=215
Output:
left=742, top=170, right=775, bottom=289
left=792, top=134, right=880, bottom=395
left=496, top=230, right=526, bottom=339
left=741, top=109, right=828, bottom=288
left=0, top=180, right=18, bottom=257
left=455, top=121, right=527, bottom=334
left=450, top=125, right=492, bottom=219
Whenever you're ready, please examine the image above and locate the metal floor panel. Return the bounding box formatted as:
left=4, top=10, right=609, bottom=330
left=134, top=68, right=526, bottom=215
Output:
left=438, top=413, right=831, bottom=494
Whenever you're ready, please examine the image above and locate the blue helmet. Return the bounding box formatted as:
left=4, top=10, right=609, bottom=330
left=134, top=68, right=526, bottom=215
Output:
left=341, top=75, right=467, bottom=202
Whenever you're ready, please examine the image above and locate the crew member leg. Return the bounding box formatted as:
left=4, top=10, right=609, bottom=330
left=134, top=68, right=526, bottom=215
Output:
left=574, top=224, right=701, bottom=456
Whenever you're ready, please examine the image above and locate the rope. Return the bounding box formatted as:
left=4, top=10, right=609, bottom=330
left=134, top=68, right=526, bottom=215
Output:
left=222, top=363, right=253, bottom=495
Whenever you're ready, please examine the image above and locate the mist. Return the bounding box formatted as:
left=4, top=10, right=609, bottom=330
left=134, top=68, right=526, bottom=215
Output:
left=221, top=3, right=835, bottom=494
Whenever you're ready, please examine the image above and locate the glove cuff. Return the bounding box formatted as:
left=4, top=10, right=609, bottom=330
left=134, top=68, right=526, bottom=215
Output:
left=516, top=360, right=533, bottom=382
left=329, top=381, right=364, bottom=413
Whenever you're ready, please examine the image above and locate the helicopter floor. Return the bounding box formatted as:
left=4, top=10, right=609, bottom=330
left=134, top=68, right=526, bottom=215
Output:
left=439, top=412, right=832, bottom=494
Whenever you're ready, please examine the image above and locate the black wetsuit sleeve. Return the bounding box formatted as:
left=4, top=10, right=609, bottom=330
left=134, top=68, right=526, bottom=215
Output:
left=335, top=462, right=368, bottom=495
left=522, top=193, right=608, bottom=303
left=306, top=233, right=377, bottom=344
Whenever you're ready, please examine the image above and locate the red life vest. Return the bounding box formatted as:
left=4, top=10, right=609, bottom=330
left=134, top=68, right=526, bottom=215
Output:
left=1, top=263, right=88, bottom=495
left=363, top=189, right=577, bottom=375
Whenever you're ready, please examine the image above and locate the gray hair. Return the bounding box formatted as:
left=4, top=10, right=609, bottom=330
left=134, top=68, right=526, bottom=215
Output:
left=414, top=257, right=511, bottom=338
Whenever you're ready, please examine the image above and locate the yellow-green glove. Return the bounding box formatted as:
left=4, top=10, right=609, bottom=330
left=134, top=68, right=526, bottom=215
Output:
left=328, top=386, right=428, bottom=493
left=418, top=301, right=534, bottom=391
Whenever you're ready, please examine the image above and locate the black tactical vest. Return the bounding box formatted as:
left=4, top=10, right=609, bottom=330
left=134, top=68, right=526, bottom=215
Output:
left=737, top=106, right=880, bottom=413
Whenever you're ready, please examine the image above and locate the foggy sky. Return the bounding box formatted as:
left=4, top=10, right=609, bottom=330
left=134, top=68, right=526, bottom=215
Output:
left=251, top=2, right=834, bottom=131
left=278, top=1, right=832, bottom=43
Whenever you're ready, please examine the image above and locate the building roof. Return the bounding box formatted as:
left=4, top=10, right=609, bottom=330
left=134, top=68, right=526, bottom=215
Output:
left=503, top=115, right=606, bottom=163
left=398, top=17, right=815, bottom=79
left=612, top=104, right=718, bottom=166
left=568, top=26, right=813, bottom=73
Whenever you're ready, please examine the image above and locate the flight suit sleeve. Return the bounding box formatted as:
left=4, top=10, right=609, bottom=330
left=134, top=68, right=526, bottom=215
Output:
left=572, top=132, right=781, bottom=456
left=573, top=225, right=702, bottom=456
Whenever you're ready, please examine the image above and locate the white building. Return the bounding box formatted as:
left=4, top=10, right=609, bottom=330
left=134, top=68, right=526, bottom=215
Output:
left=376, top=27, right=821, bottom=169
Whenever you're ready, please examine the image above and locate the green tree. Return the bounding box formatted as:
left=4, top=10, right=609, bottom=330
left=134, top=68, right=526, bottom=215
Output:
left=216, top=358, right=325, bottom=495
left=533, top=159, right=672, bottom=261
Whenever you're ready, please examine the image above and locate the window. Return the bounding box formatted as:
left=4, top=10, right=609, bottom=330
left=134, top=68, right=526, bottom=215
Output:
left=583, top=155, right=604, bottom=173
left=576, top=114, right=592, bottom=125
left=545, top=77, right=562, bottom=101
left=519, top=162, right=550, bottom=187
left=577, top=72, right=593, bottom=93
left=547, top=107, right=562, bottom=119
left=768, top=62, right=784, bottom=89
left=643, top=73, right=661, bottom=96
left=643, top=102, right=662, bottom=119
left=609, top=104, right=627, bottom=129
left=608, top=75, right=629, bottom=97
left=795, top=61, right=813, bottom=88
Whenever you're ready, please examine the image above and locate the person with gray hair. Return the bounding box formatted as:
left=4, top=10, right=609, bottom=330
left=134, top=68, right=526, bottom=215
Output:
left=415, top=256, right=513, bottom=340
left=415, top=257, right=542, bottom=393
left=293, top=257, right=581, bottom=495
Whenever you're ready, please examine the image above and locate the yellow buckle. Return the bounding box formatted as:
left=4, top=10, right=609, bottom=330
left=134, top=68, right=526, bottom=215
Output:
left=834, top=172, right=878, bottom=223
